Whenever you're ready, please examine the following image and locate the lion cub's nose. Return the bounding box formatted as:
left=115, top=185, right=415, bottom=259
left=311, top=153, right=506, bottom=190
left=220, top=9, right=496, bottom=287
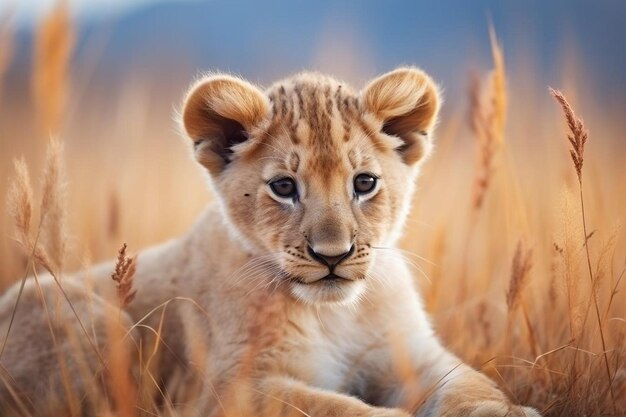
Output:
left=307, top=245, right=355, bottom=268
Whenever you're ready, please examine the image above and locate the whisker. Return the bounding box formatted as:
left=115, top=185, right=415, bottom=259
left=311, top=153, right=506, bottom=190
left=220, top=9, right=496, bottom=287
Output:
left=371, top=246, right=437, bottom=266
left=372, top=249, right=433, bottom=285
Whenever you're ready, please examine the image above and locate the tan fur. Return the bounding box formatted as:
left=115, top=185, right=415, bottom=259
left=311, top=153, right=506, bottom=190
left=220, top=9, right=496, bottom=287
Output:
left=0, top=68, right=540, bottom=416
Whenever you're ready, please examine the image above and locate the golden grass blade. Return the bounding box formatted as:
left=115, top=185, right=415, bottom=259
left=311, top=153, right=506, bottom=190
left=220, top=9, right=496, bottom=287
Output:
left=6, top=158, right=33, bottom=246
left=469, top=27, right=508, bottom=211
left=488, top=24, right=507, bottom=145
left=0, top=159, right=41, bottom=361
left=39, top=136, right=67, bottom=275
left=32, top=0, right=75, bottom=136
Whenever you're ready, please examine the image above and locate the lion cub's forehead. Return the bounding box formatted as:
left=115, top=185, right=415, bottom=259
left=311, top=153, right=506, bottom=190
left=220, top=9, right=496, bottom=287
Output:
left=262, top=72, right=373, bottom=174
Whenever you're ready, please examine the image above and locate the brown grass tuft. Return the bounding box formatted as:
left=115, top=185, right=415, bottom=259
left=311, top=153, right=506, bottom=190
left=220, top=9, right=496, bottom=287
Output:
left=32, top=0, right=75, bottom=135
left=506, top=240, right=533, bottom=314
left=111, top=243, right=137, bottom=308
left=550, top=86, right=617, bottom=413
left=549, top=88, right=587, bottom=182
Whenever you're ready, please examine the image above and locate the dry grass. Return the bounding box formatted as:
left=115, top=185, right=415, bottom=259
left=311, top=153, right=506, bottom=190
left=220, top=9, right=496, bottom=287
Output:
left=506, top=240, right=533, bottom=315
left=0, top=3, right=625, bottom=416
left=468, top=26, right=507, bottom=211
left=550, top=87, right=617, bottom=413
left=110, top=243, right=137, bottom=308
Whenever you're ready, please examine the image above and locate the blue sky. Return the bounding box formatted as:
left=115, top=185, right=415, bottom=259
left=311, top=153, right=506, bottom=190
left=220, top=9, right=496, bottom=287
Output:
left=6, top=0, right=626, bottom=105
left=11, top=0, right=190, bottom=25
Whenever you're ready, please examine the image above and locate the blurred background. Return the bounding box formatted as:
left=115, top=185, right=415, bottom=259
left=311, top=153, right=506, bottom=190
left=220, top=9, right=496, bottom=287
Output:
left=7, top=0, right=626, bottom=107
left=8, top=0, right=626, bottom=95
left=1, top=1, right=625, bottom=413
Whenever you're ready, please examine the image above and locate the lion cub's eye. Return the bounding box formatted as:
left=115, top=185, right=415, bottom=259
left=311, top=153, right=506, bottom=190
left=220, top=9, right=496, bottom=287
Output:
left=354, top=173, right=377, bottom=195
left=269, top=178, right=298, bottom=199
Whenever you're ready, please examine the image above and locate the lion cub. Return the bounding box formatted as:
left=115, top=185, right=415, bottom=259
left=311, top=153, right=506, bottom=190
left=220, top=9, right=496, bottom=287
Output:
left=0, top=68, right=540, bottom=416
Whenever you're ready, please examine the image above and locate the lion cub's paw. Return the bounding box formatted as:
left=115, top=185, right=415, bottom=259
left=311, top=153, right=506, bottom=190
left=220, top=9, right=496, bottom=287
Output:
left=519, top=406, right=542, bottom=417
left=369, top=408, right=411, bottom=417
left=468, top=401, right=541, bottom=417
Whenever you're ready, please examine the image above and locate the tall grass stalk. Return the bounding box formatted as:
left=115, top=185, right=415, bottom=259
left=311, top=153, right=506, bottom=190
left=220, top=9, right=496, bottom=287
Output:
left=550, top=87, right=617, bottom=413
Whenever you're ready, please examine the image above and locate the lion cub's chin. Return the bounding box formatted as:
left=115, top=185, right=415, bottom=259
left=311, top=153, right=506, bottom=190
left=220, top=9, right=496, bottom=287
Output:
left=290, top=278, right=366, bottom=305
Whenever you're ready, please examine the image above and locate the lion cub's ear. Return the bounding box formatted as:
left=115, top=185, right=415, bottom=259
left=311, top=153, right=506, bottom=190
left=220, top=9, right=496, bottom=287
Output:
left=181, top=74, right=270, bottom=175
left=361, top=67, right=441, bottom=165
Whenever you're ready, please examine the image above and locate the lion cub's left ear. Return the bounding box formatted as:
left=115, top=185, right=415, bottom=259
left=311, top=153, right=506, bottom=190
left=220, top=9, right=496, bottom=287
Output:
left=361, top=67, right=441, bottom=165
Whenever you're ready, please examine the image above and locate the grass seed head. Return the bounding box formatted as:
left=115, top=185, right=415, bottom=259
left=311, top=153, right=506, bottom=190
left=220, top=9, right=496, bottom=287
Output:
left=111, top=243, right=137, bottom=308
left=549, top=88, right=588, bottom=182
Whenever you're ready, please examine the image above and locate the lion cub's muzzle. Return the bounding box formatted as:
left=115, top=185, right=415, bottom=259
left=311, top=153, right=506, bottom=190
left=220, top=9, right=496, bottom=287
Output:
left=307, top=244, right=355, bottom=276
left=285, top=241, right=369, bottom=304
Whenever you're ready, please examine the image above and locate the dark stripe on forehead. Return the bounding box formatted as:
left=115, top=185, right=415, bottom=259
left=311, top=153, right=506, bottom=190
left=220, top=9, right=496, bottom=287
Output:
left=309, top=84, right=340, bottom=178
left=289, top=89, right=301, bottom=144
left=269, top=92, right=278, bottom=118
left=316, top=85, right=332, bottom=148
left=294, top=84, right=305, bottom=123
left=334, top=85, right=343, bottom=108
left=288, top=89, right=297, bottom=128
left=324, top=85, right=333, bottom=118
left=287, top=118, right=299, bottom=145
left=278, top=85, right=288, bottom=119
left=272, top=90, right=283, bottom=121
left=351, top=96, right=360, bottom=111
left=306, top=83, right=327, bottom=147
left=335, top=85, right=353, bottom=142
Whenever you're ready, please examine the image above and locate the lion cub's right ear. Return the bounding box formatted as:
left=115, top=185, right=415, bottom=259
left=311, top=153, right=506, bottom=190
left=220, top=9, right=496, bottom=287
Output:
left=181, top=74, right=270, bottom=175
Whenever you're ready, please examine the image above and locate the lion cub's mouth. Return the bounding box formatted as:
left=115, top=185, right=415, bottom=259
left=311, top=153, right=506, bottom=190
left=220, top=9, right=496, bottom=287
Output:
left=291, top=273, right=352, bottom=285
left=315, top=273, right=351, bottom=284
left=288, top=272, right=366, bottom=304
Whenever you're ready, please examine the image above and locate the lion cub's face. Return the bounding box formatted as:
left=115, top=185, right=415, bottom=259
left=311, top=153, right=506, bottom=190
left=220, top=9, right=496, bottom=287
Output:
left=182, top=68, right=440, bottom=304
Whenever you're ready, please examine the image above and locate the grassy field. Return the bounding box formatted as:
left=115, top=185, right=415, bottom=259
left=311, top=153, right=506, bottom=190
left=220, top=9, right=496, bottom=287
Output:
left=0, top=3, right=625, bottom=416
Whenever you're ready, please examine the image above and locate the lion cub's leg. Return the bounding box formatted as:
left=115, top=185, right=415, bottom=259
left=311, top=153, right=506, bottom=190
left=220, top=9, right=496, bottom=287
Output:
left=382, top=314, right=540, bottom=416
left=364, top=262, right=541, bottom=417
left=382, top=320, right=541, bottom=417
left=0, top=276, right=136, bottom=416
left=248, top=375, right=409, bottom=417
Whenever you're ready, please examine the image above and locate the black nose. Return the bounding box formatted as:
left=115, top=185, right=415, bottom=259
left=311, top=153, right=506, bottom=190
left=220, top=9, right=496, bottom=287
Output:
left=307, top=245, right=355, bottom=268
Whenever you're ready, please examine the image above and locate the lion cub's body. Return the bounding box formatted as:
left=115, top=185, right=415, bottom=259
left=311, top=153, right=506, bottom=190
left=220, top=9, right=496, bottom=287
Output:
left=0, top=70, right=539, bottom=417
